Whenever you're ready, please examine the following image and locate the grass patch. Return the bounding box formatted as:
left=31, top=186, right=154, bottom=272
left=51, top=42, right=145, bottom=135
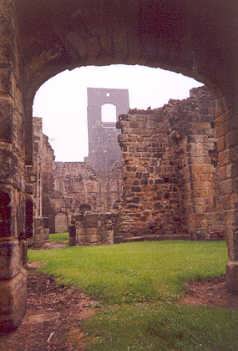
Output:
left=29, top=241, right=226, bottom=304
left=29, top=241, right=238, bottom=350
left=48, top=232, right=68, bottom=242
left=84, top=303, right=238, bottom=351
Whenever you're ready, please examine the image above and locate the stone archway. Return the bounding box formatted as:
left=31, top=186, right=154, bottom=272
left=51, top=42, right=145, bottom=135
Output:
left=0, top=0, right=238, bottom=332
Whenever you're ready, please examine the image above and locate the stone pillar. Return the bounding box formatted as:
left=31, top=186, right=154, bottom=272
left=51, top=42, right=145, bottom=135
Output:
left=69, top=224, right=77, bottom=246
left=186, top=122, right=218, bottom=240
left=0, top=0, right=27, bottom=332
left=216, top=92, right=238, bottom=293
left=103, top=214, right=115, bottom=244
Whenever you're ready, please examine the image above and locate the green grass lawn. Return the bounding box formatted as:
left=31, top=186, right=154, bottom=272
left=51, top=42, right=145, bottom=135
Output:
left=29, top=241, right=238, bottom=351
left=48, top=232, right=69, bottom=242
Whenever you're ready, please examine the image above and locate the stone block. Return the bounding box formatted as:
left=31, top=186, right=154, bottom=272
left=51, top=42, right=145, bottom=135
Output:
left=226, top=261, right=238, bottom=294
left=0, top=240, right=21, bottom=280
left=0, top=100, right=13, bottom=142
left=0, top=269, right=27, bottom=333
left=85, top=214, right=98, bottom=227
left=0, top=68, right=13, bottom=96
left=220, top=179, right=233, bottom=195
left=225, top=130, right=238, bottom=148
left=131, top=186, right=141, bottom=192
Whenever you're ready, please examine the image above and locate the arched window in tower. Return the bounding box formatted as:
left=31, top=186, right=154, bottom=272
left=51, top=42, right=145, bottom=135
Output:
left=101, top=103, right=117, bottom=123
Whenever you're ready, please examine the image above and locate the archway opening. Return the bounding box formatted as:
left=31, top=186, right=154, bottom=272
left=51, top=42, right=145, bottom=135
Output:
left=32, top=65, right=203, bottom=241
left=7, top=57, right=233, bottom=346
left=32, top=65, right=221, bottom=246
left=33, top=64, right=202, bottom=163
left=1, top=1, right=237, bottom=343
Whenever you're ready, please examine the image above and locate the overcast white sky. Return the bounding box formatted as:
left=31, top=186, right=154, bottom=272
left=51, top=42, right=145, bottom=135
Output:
left=33, top=65, right=202, bottom=161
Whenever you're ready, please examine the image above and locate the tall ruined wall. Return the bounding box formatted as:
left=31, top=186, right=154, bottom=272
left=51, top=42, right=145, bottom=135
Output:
left=116, top=87, right=224, bottom=242
left=87, top=88, right=129, bottom=174
left=0, top=0, right=27, bottom=331
left=41, top=134, right=55, bottom=232
left=32, top=118, right=43, bottom=219
left=166, top=87, right=224, bottom=239
left=116, top=112, right=185, bottom=241
left=32, top=117, right=55, bottom=243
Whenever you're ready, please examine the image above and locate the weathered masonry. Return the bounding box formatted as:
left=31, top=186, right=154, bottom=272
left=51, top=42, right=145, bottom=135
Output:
left=1, top=0, right=238, bottom=333
left=116, top=87, right=224, bottom=242
left=28, top=90, right=126, bottom=245
left=32, top=117, right=55, bottom=245
left=31, top=132, right=122, bottom=241
left=31, top=88, right=127, bottom=241
left=52, top=161, right=122, bottom=231
left=34, top=87, right=223, bottom=246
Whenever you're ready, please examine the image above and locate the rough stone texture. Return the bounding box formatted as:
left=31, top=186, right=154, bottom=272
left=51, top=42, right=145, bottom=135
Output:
left=0, top=240, right=21, bottom=280
left=31, top=88, right=126, bottom=240
left=0, top=0, right=238, bottom=333
left=28, top=111, right=123, bottom=244
left=101, top=161, right=122, bottom=211
left=52, top=162, right=99, bottom=231
left=51, top=161, right=122, bottom=234
left=216, top=94, right=238, bottom=294
left=116, top=87, right=224, bottom=241
left=226, top=262, right=238, bottom=294
left=31, top=117, right=55, bottom=245
left=0, top=269, right=27, bottom=333
left=74, top=212, right=117, bottom=245
left=41, top=136, right=55, bottom=233
left=0, top=0, right=27, bottom=333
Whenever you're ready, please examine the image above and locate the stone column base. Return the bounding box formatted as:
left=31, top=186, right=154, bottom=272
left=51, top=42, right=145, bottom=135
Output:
left=0, top=269, right=27, bottom=333
left=226, top=261, right=238, bottom=293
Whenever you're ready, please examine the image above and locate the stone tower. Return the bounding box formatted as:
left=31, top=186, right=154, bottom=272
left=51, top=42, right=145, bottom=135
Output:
left=87, top=88, right=129, bottom=174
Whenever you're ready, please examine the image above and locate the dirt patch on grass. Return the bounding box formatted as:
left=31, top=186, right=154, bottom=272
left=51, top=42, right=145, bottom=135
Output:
left=180, top=276, right=238, bottom=308
left=0, top=268, right=97, bottom=351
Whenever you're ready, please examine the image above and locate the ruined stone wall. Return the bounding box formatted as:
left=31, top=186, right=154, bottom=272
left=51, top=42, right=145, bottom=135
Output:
left=32, top=118, right=43, bottom=219
left=98, top=161, right=123, bottom=211
left=0, top=0, right=27, bottom=331
left=170, top=88, right=224, bottom=239
left=0, top=0, right=237, bottom=334
left=31, top=118, right=123, bottom=237
left=52, top=161, right=122, bottom=232
left=74, top=212, right=117, bottom=245
left=87, top=88, right=129, bottom=174
left=116, top=87, right=224, bottom=241
left=41, top=134, right=55, bottom=232
left=52, top=162, right=99, bottom=232
left=116, top=112, right=185, bottom=241
left=31, top=87, right=224, bottom=244
left=31, top=117, right=55, bottom=245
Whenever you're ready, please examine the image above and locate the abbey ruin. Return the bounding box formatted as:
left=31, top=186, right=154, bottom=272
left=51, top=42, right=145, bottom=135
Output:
left=31, top=85, right=224, bottom=248
left=0, top=0, right=238, bottom=335
left=31, top=87, right=126, bottom=246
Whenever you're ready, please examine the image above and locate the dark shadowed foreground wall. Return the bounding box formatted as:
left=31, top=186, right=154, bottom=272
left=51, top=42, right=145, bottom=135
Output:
left=1, top=0, right=238, bottom=332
